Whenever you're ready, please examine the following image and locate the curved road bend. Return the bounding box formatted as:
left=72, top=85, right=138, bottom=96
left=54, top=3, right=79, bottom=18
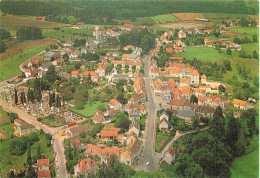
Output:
left=137, top=54, right=158, bottom=172
left=0, top=100, right=68, bottom=178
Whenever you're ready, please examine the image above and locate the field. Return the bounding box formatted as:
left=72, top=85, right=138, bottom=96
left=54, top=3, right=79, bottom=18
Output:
left=177, top=47, right=228, bottom=61
left=0, top=132, right=54, bottom=174
left=0, top=14, right=68, bottom=28
left=43, top=27, right=94, bottom=41
left=173, top=13, right=204, bottom=21
left=0, top=46, right=46, bottom=81
left=0, top=38, right=57, bottom=61
left=116, top=17, right=155, bottom=25
left=70, top=101, right=108, bottom=118
left=151, top=14, right=179, bottom=24
left=230, top=146, right=259, bottom=178
left=154, top=21, right=213, bottom=29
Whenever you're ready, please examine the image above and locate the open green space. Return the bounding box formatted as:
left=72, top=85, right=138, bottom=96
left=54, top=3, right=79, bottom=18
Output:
left=38, top=114, right=66, bottom=127
left=230, top=146, right=259, bottom=178
left=0, top=46, right=46, bottom=82
left=177, top=47, right=229, bottom=62
left=0, top=132, right=54, bottom=173
left=116, top=17, right=155, bottom=26
left=0, top=123, right=14, bottom=139
left=151, top=14, right=179, bottom=24
left=155, top=132, right=172, bottom=153
left=71, top=100, right=108, bottom=118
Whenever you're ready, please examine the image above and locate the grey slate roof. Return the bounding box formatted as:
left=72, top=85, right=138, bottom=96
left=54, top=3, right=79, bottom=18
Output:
left=177, top=109, right=196, bottom=118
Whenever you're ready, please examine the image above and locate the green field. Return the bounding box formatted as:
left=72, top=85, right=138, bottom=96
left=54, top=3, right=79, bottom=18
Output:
left=0, top=132, right=54, bottom=173
left=0, top=124, right=14, bottom=139
left=177, top=47, right=229, bottom=61
left=230, top=146, right=259, bottom=178
left=0, top=46, right=46, bottom=82
left=203, top=13, right=251, bottom=20
left=116, top=17, right=155, bottom=26
left=70, top=101, right=108, bottom=118
left=43, top=27, right=93, bottom=41
left=151, top=14, right=179, bottom=24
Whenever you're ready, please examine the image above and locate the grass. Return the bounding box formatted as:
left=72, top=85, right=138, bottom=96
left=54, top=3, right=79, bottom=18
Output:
left=39, top=115, right=66, bottom=127
left=177, top=47, right=229, bottom=61
left=203, top=13, right=250, bottom=20
left=70, top=101, right=108, bottom=118
left=155, top=132, right=172, bottom=153
left=0, top=124, right=14, bottom=139
left=0, top=46, right=46, bottom=81
left=152, top=26, right=169, bottom=32
left=0, top=38, right=57, bottom=60
left=0, top=14, right=68, bottom=28
left=0, top=132, right=54, bottom=173
left=151, top=14, right=179, bottom=24
left=230, top=146, right=259, bottom=178
left=116, top=17, right=155, bottom=25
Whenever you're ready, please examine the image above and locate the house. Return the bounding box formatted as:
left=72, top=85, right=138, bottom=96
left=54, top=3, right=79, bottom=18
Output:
left=36, top=16, right=46, bottom=21
left=37, top=170, right=51, bottom=178
left=163, top=147, right=175, bottom=164
left=159, top=111, right=169, bottom=121
left=25, top=69, right=32, bottom=78
left=71, top=138, right=87, bottom=150
left=105, top=109, right=121, bottom=117
left=74, top=158, right=98, bottom=177
left=178, top=31, right=186, bottom=38
left=232, top=99, right=248, bottom=110
left=14, top=119, right=36, bottom=136
left=44, top=51, right=60, bottom=61
left=52, top=59, right=61, bottom=66
left=128, top=93, right=146, bottom=104
left=108, top=99, right=122, bottom=110
left=159, top=118, right=170, bottom=131
left=71, top=71, right=79, bottom=78
left=228, top=43, right=242, bottom=50
left=37, top=158, right=49, bottom=170
left=122, top=54, right=130, bottom=60
left=96, top=61, right=108, bottom=77
left=176, top=109, right=197, bottom=124
left=195, top=106, right=215, bottom=118
left=129, top=111, right=141, bottom=121
left=91, top=111, right=106, bottom=124
left=201, top=74, right=207, bottom=83
left=81, top=71, right=99, bottom=82
left=66, top=125, right=89, bottom=138
left=128, top=121, right=140, bottom=136
left=100, top=130, right=118, bottom=141
left=151, top=67, right=160, bottom=78
left=170, top=57, right=183, bottom=63
left=121, top=24, right=134, bottom=31
left=168, top=98, right=184, bottom=111
left=121, top=136, right=142, bottom=165
left=124, top=45, right=134, bottom=51
left=199, top=85, right=211, bottom=93
left=64, top=41, right=74, bottom=47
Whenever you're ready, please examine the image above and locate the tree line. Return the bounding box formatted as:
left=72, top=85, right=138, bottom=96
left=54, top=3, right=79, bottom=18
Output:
left=1, top=0, right=258, bottom=25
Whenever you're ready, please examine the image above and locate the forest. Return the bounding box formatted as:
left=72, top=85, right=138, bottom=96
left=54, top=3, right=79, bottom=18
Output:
left=0, top=0, right=258, bottom=25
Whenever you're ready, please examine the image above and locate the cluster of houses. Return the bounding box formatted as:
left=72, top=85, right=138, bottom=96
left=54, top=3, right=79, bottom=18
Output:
left=204, top=38, right=242, bottom=50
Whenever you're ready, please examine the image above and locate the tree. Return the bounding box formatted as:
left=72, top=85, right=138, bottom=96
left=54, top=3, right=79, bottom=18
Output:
left=0, top=40, right=6, bottom=53
left=14, top=89, right=18, bottom=105
left=27, top=142, right=32, bottom=166
left=0, top=28, right=11, bottom=40
left=192, top=116, right=199, bottom=129
left=37, top=143, right=41, bottom=159
left=45, top=65, right=59, bottom=84
left=190, top=95, right=198, bottom=103
left=28, top=165, right=36, bottom=177
left=116, top=93, right=127, bottom=104
left=227, top=47, right=232, bottom=55
left=218, top=84, right=226, bottom=93
left=252, top=50, right=258, bottom=59
left=252, top=34, right=258, bottom=42
left=226, top=112, right=239, bottom=154
left=210, top=106, right=226, bottom=142
left=16, top=27, right=42, bottom=41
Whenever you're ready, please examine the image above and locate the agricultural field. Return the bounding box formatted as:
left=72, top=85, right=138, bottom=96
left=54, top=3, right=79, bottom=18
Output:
left=155, top=21, right=213, bottom=30
left=0, top=14, right=68, bottom=28
left=42, top=27, right=94, bottom=41
left=116, top=17, right=155, bottom=26
left=0, top=46, right=46, bottom=82
left=151, top=14, right=179, bottom=24
left=173, top=13, right=204, bottom=21
left=0, top=38, right=57, bottom=61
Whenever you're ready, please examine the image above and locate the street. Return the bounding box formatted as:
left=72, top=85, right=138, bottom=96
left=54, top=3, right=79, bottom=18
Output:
left=137, top=54, right=158, bottom=172
left=0, top=99, right=68, bottom=178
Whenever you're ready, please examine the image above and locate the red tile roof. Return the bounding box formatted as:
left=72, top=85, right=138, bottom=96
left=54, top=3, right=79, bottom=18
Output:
left=74, top=158, right=97, bottom=171
left=101, top=130, right=118, bottom=137
left=37, top=170, right=51, bottom=178
left=232, top=99, right=247, bottom=106
left=37, top=159, right=49, bottom=168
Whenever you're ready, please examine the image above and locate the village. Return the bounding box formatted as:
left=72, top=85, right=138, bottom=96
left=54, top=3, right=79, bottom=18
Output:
left=0, top=14, right=258, bottom=178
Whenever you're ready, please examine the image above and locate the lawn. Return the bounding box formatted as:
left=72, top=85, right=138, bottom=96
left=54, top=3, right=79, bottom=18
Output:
left=0, top=132, right=54, bottom=174
left=0, top=46, right=46, bottom=81
left=155, top=132, right=172, bottom=153
left=151, top=14, right=179, bottom=24
left=70, top=101, right=108, bottom=118
left=0, top=123, right=14, bottom=140
left=230, top=146, right=259, bottom=178
left=177, top=47, right=229, bottom=61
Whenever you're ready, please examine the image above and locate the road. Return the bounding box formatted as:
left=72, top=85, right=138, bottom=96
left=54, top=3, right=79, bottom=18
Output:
left=0, top=99, right=68, bottom=178
left=136, top=54, right=158, bottom=172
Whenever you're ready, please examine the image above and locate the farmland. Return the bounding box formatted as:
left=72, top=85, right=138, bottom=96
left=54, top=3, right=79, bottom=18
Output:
left=173, top=13, right=204, bottom=21
left=154, top=21, right=213, bottom=29
left=151, top=14, right=179, bottom=24
left=0, top=46, right=46, bottom=82
left=0, top=38, right=57, bottom=61
left=116, top=17, right=154, bottom=26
